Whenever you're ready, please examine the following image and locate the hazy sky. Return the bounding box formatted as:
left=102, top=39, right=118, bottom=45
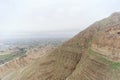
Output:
left=0, top=0, right=120, bottom=38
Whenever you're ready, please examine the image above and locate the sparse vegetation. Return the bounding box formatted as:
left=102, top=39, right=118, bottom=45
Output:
left=88, top=48, right=120, bottom=70
left=0, top=49, right=26, bottom=64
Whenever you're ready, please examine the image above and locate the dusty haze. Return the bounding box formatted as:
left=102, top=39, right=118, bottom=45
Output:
left=0, top=0, right=120, bottom=39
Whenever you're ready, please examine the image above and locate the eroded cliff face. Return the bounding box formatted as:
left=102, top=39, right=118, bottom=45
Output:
left=91, top=25, right=120, bottom=61
left=6, top=12, right=120, bottom=80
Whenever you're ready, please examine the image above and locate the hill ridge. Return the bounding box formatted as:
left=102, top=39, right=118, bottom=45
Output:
left=5, top=12, right=120, bottom=80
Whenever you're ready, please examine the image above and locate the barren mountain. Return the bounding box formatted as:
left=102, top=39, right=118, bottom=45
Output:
left=6, top=12, right=120, bottom=80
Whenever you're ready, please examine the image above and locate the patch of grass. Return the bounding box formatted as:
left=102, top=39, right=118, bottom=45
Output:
left=87, top=48, right=120, bottom=70
left=87, top=48, right=99, bottom=57
left=111, top=62, right=120, bottom=70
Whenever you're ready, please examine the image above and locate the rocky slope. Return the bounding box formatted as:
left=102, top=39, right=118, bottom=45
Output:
left=6, top=12, right=120, bottom=80
left=1, top=46, right=54, bottom=80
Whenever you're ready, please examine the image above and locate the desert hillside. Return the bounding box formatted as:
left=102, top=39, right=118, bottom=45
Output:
left=1, top=46, right=54, bottom=80
left=6, top=12, right=120, bottom=80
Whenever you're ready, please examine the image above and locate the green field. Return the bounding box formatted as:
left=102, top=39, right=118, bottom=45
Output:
left=0, top=49, right=27, bottom=64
